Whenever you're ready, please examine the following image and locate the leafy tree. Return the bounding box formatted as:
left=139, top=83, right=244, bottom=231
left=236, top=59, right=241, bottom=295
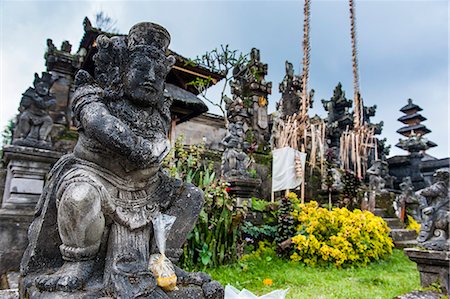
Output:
left=94, top=11, right=119, bottom=33
left=187, top=45, right=248, bottom=118
left=1, top=118, right=15, bottom=146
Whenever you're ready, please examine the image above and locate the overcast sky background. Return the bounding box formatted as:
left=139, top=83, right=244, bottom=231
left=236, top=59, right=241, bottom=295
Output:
left=0, top=0, right=448, bottom=158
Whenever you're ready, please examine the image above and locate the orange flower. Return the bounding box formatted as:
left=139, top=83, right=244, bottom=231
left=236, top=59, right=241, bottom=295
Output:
left=263, top=278, right=273, bottom=286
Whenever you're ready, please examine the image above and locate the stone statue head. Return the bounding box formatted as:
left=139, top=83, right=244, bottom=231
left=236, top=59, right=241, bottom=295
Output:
left=250, top=48, right=260, bottom=62
left=434, top=168, right=450, bottom=184
left=285, top=61, right=294, bottom=78
left=33, top=72, right=56, bottom=96
left=400, top=177, right=413, bottom=191
left=94, top=22, right=175, bottom=107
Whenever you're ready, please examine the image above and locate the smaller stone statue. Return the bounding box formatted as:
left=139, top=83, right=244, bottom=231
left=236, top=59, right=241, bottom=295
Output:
left=416, top=168, right=450, bottom=251
left=393, top=176, right=420, bottom=222
left=229, top=47, right=271, bottom=150
left=223, top=95, right=248, bottom=126
left=366, top=160, right=390, bottom=212
left=278, top=61, right=302, bottom=119
left=321, top=83, right=353, bottom=149
left=13, top=72, right=57, bottom=149
left=395, top=177, right=420, bottom=222
left=221, top=122, right=250, bottom=178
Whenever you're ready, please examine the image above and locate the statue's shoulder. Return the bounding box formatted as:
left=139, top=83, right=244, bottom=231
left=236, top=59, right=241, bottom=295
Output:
left=72, top=70, right=104, bottom=118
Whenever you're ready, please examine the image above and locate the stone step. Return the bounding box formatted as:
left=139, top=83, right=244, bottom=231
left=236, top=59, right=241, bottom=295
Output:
left=394, top=239, right=418, bottom=249
left=390, top=229, right=418, bottom=242
left=0, top=289, right=18, bottom=299
left=384, top=218, right=404, bottom=229
left=374, top=208, right=388, bottom=218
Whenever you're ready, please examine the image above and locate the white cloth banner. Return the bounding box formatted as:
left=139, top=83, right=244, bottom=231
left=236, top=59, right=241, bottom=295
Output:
left=272, top=147, right=307, bottom=192
left=225, top=285, right=289, bottom=299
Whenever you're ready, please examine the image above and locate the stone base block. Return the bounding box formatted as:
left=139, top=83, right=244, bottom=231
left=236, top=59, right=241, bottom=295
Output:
left=0, top=289, right=18, bottom=299
left=0, top=210, right=33, bottom=274
left=394, top=290, right=445, bottom=299
left=2, top=145, right=61, bottom=210
left=404, top=248, right=450, bottom=295
left=22, top=280, right=223, bottom=299
left=226, top=177, right=261, bottom=201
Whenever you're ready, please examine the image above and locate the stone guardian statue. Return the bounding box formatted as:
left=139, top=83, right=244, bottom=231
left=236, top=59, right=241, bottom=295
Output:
left=416, top=168, right=450, bottom=251
left=20, top=22, right=223, bottom=299
left=13, top=72, right=56, bottom=149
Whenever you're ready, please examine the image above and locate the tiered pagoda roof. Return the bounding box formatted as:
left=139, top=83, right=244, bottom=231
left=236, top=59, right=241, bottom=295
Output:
left=396, top=98, right=436, bottom=152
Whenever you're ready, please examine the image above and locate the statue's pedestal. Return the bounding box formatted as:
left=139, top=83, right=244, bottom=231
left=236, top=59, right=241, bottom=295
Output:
left=226, top=177, right=261, bottom=207
left=404, top=248, right=450, bottom=295
left=0, top=145, right=61, bottom=274
left=2, top=145, right=61, bottom=210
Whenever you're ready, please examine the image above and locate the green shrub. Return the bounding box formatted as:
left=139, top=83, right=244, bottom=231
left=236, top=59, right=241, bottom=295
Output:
left=275, top=192, right=296, bottom=245
left=290, top=201, right=393, bottom=267
left=164, top=136, right=245, bottom=269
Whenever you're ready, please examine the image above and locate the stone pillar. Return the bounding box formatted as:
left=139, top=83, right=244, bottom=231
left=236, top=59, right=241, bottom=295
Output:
left=1, top=145, right=61, bottom=211
left=226, top=177, right=261, bottom=207
left=0, top=145, right=61, bottom=274
left=404, top=248, right=450, bottom=296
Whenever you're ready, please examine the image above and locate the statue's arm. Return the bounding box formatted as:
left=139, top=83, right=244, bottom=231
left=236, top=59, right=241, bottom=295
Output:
left=79, top=100, right=167, bottom=166
left=418, top=184, right=441, bottom=198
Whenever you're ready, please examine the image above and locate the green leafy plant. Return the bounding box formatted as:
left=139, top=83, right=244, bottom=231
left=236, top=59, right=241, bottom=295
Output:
left=250, top=197, right=270, bottom=212
left=275, top=192, right=297, bottom=247
left=248, top=169, right=258, bottom=179
left=242, top=222, right=277, bottom=241
left=187, top=45, right=249, bottom=118
left=164, top=136, right=245, bottom=270
left=340, top=170, right=362, bottom=210
left=1, top=118, right=15, bottom=146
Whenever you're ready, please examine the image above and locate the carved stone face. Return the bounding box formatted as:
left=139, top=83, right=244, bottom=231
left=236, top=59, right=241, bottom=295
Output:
left=124, top=50, right=167, bottom=107
left=35, top=82, right=50, bottom=96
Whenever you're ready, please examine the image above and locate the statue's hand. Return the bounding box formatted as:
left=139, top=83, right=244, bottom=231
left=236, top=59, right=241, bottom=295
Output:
left=149, top=138, right=171, bottom=164
left=130, top=137, right=170, bottom=168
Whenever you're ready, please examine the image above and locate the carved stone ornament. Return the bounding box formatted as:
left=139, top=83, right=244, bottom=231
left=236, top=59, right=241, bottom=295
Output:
left=416, top=168, right=450, bottom=251
left=13, top=72, right=57, bottom=149
left=20, top=22, right=224, bottom=299
left=221, top=122, right=250, bottom=179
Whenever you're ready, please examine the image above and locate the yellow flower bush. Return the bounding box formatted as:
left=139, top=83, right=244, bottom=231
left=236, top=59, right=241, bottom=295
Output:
left=290, top=201, right=393, bottom=267
left=406, top=215, right=421, bottom=234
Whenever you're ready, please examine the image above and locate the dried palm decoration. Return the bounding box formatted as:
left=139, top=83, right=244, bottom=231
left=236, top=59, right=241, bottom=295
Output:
left=339, top=0, right=378, bottom=179
left=272, top=0, right=327, bottom=202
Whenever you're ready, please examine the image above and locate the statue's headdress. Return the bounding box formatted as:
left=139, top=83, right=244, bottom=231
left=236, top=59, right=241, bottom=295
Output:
left=33, top=72, right=57, bottom=89
left=127, top=22, right=171, bottom=53
left=92, top=22, right=174, bottom=97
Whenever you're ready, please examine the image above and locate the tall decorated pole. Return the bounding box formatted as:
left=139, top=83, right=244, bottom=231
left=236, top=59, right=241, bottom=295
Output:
left=299, top=0, right=312, bottom=202
left=350, top=0, right=363, bottom=130
left=300, top=0, right=311, bottom=120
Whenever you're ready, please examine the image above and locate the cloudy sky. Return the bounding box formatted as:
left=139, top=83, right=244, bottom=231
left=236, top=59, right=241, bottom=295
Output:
left=0, top=0, right=448, bottom=158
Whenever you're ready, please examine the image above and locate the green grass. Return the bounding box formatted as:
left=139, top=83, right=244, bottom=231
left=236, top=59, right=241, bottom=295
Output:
left=207, top=249, right=420, bottom=299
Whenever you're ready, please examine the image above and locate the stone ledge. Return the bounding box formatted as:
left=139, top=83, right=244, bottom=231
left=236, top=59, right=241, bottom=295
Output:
left=2, top=145, right=62, bottom=164
left=0, top=289, right=18, bottom=299
left=404, top=248, right=450, bottom=295
left=404, top=248, right=450, bottom=266
left=394, top=290, right=445, bottom=299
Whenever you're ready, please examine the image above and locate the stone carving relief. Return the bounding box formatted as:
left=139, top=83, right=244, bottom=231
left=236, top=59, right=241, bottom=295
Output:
left=13, top=72, right=57, bottom=149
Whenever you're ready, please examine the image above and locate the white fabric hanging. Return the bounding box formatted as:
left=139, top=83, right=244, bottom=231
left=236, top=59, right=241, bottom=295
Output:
left=225, top=285, right=289, bottom=299
left=272, top=147, right=306, bottom=192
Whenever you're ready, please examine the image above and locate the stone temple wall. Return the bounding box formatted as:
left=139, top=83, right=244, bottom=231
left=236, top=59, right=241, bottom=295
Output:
left=173, top=113, right=227, bottom=151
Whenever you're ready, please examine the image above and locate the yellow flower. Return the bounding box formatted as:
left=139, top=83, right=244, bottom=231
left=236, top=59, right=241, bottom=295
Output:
left=263, top=278, right=273, bottom=286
